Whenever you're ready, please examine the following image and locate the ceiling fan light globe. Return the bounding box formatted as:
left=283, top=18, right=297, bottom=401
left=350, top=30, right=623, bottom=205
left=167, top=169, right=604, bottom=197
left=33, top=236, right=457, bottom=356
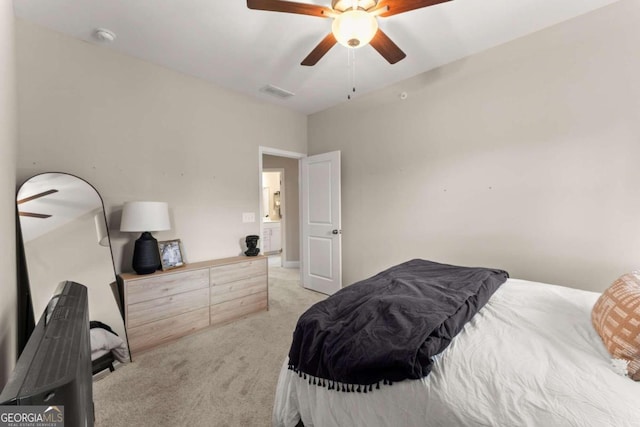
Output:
left=332, top=10, right=378, bottom=49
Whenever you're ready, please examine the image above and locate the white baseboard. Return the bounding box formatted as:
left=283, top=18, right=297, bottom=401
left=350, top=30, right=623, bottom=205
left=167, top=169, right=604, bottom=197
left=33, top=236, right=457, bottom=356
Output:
left=282, top=260, right=300, bottom=269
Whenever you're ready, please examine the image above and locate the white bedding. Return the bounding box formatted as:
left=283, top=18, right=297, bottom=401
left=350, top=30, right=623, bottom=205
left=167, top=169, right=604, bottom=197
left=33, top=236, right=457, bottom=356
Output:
left=90, top=328, right=130, bottom=363
left=273, top=279, right=640, bottom=427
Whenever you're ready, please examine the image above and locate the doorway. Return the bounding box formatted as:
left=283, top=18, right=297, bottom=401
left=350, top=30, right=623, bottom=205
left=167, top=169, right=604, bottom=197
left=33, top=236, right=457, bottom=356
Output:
left=262, top=169, right=284, bottom=263
left=259, top=147, right=303, bottom=270
left=258, top=147, right=342, bottom=293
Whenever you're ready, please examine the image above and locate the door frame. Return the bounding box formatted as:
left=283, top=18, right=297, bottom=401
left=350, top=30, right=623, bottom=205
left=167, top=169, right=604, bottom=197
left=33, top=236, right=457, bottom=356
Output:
left=258, top=147, right=305, bottom=271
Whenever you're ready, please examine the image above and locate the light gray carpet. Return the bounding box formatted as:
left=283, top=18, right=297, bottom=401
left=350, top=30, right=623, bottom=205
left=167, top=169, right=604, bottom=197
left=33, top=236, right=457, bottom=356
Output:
left=93, top=266, right=325, bottom=427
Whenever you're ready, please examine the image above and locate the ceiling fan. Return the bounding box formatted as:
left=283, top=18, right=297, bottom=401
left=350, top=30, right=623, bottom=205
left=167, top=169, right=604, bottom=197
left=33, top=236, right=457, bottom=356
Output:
left=17, top=189, right=58, bottom=219
left=247, top=0, right=451, bottom=66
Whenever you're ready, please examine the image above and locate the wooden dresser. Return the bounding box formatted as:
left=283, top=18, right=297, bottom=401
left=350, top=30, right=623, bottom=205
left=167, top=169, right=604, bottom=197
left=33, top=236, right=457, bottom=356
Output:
left=119, top=255, right=268, bottom=357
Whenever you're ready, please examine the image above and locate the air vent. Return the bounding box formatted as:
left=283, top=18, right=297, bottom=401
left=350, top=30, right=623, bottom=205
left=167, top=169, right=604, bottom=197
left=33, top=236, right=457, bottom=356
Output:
left=260, top=84, right=295, bottom=99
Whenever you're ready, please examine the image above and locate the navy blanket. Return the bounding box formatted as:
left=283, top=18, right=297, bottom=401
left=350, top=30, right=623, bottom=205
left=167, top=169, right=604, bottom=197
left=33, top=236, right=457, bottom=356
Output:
left=288, top=259, right=508, bottom=388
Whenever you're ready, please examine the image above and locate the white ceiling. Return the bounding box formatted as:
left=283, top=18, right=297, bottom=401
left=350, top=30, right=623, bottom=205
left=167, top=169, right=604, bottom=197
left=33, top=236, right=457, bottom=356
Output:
left=13, top=0, right=618, bottom=115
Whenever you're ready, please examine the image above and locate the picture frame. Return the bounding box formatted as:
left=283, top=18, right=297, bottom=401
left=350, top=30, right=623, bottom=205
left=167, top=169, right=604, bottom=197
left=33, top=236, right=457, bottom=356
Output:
left=157, top=239, right=185, bottom=270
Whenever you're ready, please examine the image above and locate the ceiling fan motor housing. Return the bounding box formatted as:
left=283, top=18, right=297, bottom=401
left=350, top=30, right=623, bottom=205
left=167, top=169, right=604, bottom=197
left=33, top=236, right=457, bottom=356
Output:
left=331, top=0, right=378, bottom=12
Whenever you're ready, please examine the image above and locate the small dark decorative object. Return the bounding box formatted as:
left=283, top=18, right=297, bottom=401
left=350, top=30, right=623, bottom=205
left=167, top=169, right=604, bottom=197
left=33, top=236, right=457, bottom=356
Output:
left=244, top=235, right=260, bottom=256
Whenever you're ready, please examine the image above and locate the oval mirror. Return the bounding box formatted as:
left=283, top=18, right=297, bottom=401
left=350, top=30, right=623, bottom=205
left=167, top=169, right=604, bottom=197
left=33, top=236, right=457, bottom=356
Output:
left=17, top=172, right=130, bottom=367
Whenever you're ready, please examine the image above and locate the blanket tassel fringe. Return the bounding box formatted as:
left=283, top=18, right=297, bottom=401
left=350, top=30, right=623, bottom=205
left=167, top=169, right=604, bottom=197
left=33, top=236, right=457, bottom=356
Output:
left=288, top=364, right=392, bottom=393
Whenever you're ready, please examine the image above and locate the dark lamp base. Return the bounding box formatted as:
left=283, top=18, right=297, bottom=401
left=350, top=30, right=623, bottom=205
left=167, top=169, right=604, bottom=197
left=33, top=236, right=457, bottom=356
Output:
left=132, top=232, right=161, bottom=275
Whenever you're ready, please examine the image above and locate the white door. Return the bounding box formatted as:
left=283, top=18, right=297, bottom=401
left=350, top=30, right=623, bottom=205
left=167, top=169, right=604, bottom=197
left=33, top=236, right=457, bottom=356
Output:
left=301, top=151, right=341, bottom=295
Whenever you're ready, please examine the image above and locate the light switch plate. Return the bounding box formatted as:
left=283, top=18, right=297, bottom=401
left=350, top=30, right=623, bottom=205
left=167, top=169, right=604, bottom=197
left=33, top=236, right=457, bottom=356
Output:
left=242, top=212, right=255, bottom=223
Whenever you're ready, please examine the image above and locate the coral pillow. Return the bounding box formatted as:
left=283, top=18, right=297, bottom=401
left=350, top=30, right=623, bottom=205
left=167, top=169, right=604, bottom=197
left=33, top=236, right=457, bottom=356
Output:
left=592, top=273, right=640, bottom=381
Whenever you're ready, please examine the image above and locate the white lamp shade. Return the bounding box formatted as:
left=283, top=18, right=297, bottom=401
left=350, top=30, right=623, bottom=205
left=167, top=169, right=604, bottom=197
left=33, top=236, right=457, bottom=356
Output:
left=120, top=201, right=171, bottom=232
left=332, top=10, right=378, bottom=48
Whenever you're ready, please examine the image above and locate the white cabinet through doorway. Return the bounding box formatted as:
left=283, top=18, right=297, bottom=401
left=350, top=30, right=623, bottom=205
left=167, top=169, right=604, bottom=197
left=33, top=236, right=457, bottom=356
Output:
left=263, top=221, right=281, bottom=254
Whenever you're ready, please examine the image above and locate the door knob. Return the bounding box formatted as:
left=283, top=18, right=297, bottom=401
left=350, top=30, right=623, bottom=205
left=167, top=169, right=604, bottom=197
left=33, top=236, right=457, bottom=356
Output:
left=332, top=229, right=341, bottom=235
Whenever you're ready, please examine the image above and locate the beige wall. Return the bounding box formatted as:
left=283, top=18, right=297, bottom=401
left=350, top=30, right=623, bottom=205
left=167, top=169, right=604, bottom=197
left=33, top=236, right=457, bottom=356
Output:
left=0, top=2, right=17, bottom=387
left=16, top=20, right=307, bottom=274
left=263, top=155, right=300, bottom=264
left=309, top=0, right=640, bottom=293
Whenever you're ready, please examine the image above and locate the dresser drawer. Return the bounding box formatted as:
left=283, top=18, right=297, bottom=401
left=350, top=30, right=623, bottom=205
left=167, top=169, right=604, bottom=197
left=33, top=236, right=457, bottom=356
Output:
left=126, top=268, right=209, bottom=305
left=210, top=275, right=267, bottom=305
left=127, top=287, right=210, bottom=329
left=210, top=259, right=267, bottom=286
left=210, top=291, right=267, bottom=325
left=127, top=307, right=209, bottom=355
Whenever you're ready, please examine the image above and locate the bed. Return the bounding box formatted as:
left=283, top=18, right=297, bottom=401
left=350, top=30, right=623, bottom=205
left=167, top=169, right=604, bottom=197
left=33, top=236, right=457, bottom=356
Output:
left=273, top=265, right=640, bottom=427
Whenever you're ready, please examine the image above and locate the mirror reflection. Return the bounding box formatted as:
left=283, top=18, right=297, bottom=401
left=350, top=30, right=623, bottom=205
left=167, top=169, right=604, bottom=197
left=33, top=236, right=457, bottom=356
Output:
left=17, top=173, right=129, bottom=367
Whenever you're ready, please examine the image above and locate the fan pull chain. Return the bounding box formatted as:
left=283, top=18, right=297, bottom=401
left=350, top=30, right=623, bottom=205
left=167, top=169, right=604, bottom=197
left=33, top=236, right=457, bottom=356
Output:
left=347, top=49, right=356, bottom=100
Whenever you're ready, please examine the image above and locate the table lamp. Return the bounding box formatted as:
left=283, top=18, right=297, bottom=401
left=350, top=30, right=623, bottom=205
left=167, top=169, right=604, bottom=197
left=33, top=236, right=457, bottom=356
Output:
left=120, top=201, right=170, bottom=274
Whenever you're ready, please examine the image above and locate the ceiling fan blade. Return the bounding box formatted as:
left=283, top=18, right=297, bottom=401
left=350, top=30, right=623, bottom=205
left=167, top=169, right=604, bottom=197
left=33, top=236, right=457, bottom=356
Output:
left=377, top=0, right=452, bottom=17
left=370, top=29, right=406, bottom=64
left=17, top=189, right=59, bottom=205
left=301, top=33, right=337, bottom=66
left=247, top=0, right=333, bottom=18
left=19, top=212, right=52, bottom=219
